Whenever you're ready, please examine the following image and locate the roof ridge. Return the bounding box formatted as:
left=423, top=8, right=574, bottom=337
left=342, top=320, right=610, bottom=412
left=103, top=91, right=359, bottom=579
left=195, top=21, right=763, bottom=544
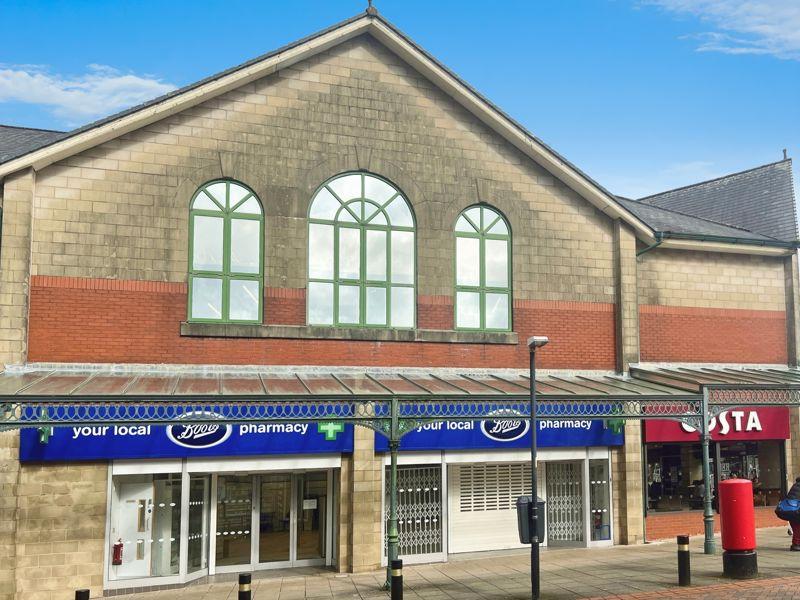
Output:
left=617, top=196, right=780, bottom=240
left=638, top=158, right=792, bottom=202
left=0, top=123, right=66, bottom=134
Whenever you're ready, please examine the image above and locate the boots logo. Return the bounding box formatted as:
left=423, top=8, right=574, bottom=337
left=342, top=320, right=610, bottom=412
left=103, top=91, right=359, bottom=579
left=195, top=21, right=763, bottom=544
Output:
left=481, top=410, right=529, bottom=442
left=167, top=412, right=232, bottom=449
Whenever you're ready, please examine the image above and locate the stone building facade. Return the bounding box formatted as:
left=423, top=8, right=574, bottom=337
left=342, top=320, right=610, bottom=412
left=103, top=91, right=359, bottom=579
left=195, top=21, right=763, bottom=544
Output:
left=0, top=10, right=798, bottom=600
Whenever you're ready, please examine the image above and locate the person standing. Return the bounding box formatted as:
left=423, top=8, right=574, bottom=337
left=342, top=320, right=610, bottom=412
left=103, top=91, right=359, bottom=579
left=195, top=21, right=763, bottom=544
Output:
left=786, top=477, right=800, bottom=551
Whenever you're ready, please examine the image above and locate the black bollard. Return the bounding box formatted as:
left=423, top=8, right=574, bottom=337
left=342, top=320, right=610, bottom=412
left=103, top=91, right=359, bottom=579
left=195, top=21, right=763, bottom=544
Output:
left=75, top=591, right=90, bottom=600
left=238, top=572, right=252, bottom=600
left=677, top=534, right=691, bottom=586
left=391, top=558, right=403, bottom=600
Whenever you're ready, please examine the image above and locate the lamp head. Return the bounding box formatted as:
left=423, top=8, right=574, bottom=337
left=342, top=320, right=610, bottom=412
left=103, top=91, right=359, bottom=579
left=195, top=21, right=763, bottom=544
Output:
left=527, top=336, right=549, bottom=349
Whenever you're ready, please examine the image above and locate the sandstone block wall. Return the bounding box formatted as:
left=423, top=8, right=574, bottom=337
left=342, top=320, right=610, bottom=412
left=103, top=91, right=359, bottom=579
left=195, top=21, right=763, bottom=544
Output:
left=13, top=462, right=107, bottom=600
left=638, top=249, right=788, bottom=363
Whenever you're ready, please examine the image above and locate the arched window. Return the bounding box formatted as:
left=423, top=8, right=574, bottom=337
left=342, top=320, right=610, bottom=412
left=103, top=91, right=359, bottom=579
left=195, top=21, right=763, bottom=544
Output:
left=454, top=205, right=511, bottom=331
left=188, top=180, right=263, bottom=323
left=307, top=172, right=415, bottom=328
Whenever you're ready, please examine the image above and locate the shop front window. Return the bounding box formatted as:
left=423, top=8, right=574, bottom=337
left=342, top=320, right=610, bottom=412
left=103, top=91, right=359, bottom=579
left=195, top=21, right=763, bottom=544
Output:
left=646, top=443, right=710, bottom=512
left=647, top=440, right=786, bottom=512
left=719, top=440, right=785, bottom=506
left=187, top=475, right=210, bottom=574
left=109, top=473, right=182, bottom=581
left=215, top=475, right=253, bottom=567
left=589, top=459, right=611, bottom=541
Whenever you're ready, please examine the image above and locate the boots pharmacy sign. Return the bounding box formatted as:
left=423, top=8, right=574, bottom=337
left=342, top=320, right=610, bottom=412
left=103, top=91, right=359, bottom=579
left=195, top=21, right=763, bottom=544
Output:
left=375, top=417, right=623, bottom=451
left=644, top=407, right=790, bottom=443
left=20, top=416, right=353, bottom=461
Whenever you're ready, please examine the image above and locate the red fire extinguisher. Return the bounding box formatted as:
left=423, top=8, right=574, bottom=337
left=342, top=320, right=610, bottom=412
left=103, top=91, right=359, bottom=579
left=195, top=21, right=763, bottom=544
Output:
left=112, top=539, right=123, bottom=566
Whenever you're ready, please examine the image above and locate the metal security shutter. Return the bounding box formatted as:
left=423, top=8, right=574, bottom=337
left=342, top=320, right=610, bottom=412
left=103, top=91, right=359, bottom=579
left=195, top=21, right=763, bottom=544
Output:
left=384, top=465, right=443, bottom=563
left=448, top=463, right=533, bottom=554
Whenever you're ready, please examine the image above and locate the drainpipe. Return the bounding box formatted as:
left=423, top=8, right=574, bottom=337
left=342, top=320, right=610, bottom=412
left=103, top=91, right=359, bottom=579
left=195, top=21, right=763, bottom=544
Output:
left=636, top=232, right=664, bottom=258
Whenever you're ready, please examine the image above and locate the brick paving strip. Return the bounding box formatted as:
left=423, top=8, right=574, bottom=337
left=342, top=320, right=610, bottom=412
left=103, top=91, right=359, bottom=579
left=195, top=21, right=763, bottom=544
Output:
left=584, top=574, right=800, bottom=600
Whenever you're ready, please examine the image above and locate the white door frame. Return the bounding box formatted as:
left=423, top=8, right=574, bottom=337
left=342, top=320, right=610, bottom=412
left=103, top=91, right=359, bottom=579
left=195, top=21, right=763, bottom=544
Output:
left=209, top=469, right=332, bottom=574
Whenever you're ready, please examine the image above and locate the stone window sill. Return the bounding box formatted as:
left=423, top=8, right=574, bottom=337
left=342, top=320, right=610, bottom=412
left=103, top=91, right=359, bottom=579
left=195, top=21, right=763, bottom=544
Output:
left=179, top=322, right=518, bottom=345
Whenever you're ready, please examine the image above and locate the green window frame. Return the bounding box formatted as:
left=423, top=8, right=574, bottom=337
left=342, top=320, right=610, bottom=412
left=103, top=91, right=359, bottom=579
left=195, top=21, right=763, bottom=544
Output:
left=307, top=172, right=416, bottom=328
left=454, top=205, right=512, bottom=331
left=187, top=180, right=264, bottom=324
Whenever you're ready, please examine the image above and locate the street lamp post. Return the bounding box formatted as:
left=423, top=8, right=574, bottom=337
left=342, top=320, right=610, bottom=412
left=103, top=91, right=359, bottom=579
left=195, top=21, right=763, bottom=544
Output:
left=528, top=335, right=549, bottom=600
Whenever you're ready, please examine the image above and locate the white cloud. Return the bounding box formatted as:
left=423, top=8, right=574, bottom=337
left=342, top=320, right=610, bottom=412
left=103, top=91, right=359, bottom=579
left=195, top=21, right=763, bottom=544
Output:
left=0, top=64, right=177, bottom=125
left=644, top=0, right=800, bottom=60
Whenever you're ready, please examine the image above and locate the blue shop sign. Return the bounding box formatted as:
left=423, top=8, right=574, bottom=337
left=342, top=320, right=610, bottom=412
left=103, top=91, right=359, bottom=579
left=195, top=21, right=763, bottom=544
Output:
left=20, top=419, right=354, bottom=462
left=374, top=417, right=623, bottom=451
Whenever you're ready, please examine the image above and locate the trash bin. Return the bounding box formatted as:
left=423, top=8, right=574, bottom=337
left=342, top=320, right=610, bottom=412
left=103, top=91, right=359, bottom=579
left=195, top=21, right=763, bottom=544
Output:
left=516, top=496, right=546, bottom=543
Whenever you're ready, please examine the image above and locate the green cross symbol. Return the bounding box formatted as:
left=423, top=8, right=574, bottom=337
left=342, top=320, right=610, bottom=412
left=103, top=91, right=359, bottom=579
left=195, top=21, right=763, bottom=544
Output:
left=317, top=422, right=345, bottom=441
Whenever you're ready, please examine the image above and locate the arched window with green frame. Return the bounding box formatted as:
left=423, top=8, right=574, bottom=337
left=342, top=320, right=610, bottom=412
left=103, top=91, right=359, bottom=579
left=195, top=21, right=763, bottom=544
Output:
left=454, top=205, right=511, bottom=331
left=188, top=180, right=264, bottom=323
left=307, top=172, right=416, bottom=328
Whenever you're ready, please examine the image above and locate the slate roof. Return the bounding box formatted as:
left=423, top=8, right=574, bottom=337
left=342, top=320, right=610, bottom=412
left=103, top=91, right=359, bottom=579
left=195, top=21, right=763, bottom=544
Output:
left=638, top=160, right=798, bottom=242
left=616, top=196, right=779, bottom=242
left=0, top=125, right=67, bottom=164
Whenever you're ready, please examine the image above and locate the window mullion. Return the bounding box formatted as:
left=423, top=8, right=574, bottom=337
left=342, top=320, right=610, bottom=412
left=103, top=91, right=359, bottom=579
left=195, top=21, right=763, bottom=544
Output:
left=479, top=234, right=486, bottom=330
left=223, top=215, right=231, bottom=321
left=386, top=225, right=392, bottom=328
left=333, top=224, right=340, bottom=327
left=360, top=225, right=366, bottom=326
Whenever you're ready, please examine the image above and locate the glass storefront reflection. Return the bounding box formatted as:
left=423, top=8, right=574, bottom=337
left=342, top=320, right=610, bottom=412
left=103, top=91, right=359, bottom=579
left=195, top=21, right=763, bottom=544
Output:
left=297, top=472, right=328, bottom=560
left=589, top=459, right=611, bottom=541
left=109, top=469, right=331, bottom=583
left=259, top=474, right=291, bottom=563
left=188, top=475, right=210, bottom=573
left=215, top=475, right=252, bottom=567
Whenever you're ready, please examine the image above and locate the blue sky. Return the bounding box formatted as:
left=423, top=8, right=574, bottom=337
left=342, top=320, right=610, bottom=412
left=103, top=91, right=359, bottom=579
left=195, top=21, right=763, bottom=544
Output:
left=1, top=0, right=798, bottom=198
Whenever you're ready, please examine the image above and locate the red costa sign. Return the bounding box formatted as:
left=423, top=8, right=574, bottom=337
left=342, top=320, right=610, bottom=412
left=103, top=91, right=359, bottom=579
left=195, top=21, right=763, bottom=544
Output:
left=644, top=407, right=790, bottom=443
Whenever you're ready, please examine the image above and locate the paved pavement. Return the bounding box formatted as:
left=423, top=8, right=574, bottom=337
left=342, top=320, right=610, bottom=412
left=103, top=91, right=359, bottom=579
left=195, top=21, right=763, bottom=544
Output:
left=113, top=527, right=800, bottom=600
left=585, top=575, right=800, bottom=600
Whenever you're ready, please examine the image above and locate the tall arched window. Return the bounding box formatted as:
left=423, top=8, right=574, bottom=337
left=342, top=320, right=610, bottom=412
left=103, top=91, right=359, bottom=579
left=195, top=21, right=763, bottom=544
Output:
left=454, top=205, right=511, bottom=331
left=188, top=180, right=264, bottom=323
left=307, top=172, right=415, bottom=328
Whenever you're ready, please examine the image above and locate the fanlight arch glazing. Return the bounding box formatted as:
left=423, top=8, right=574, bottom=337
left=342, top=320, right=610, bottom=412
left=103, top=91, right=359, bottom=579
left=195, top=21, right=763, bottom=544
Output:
left=188, top=180, right=264, bottom=323
left=307, top=172, right=416, bottom=328
left=454, top=205, right=511, bottom=331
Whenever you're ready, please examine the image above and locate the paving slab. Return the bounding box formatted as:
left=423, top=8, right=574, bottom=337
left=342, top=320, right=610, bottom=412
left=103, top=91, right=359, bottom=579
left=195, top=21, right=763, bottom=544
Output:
left=108, top=527, right=800, bottom=600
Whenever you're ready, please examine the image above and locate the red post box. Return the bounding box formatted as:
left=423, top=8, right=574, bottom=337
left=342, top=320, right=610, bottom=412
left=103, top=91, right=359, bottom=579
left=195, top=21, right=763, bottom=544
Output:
left=718, top=478, right=758, bottom=579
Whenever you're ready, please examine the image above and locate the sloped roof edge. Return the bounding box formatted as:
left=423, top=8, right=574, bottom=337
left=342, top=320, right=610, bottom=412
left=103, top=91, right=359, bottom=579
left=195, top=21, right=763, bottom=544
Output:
left=0, top=10, right=656, bottom=242
left=638, top=159, right=791, bottom=202
left=0, top=11, right=793, bottom=256
left=639, top=159, right=798, bottom=243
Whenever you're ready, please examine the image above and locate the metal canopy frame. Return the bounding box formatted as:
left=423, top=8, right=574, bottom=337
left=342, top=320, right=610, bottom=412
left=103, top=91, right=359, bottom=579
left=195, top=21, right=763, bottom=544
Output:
left=2, top=364, right=800, bottom=581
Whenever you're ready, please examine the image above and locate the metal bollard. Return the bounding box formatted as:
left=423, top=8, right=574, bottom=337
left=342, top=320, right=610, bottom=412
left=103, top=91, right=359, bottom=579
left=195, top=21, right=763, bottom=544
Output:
left=677, top=534, right=691, bottom=586
left=390, top=558, right=403, bottom=600
left=75, top=590, right=90, bottom=600
left=238, top=572, right=252, bottom=600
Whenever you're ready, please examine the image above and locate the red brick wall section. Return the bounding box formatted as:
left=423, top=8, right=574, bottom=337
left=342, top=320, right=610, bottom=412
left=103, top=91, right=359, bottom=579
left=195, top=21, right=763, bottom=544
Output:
left=27, top=276, right=616, bottom=369
left=418, top=295, right=453, bottom=330
left=265, top=287, right=305, bottom=326
left=645, top=507, right=785, bottom=541
left=640, top=305, right=787, bottom=364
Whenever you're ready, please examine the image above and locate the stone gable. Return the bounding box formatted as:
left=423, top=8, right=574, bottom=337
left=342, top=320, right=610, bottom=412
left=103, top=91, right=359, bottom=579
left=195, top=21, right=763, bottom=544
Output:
left=30, top=34, right=615, bottom=304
